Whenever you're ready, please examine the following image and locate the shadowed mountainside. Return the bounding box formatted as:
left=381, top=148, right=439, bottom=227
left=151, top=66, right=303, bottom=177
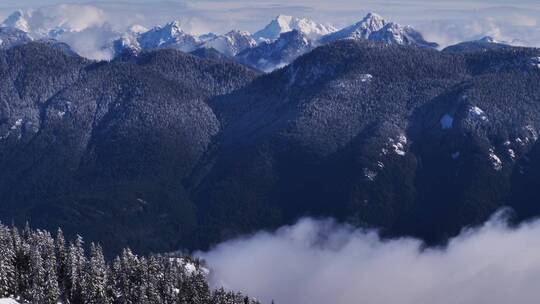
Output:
left=1, top=39, right=540, bottom=255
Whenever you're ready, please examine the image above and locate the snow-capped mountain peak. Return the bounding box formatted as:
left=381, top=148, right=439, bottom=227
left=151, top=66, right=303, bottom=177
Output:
left=322, top=12, right=387, bottom=43
left=321, top=12, right=438, bottom=48
left=360, top=12, right=387, bottom=32
left=110, top=25, right=149, bottom=56
left=111, top=21, right=202, bottom=56
left=202, top=30, right=257, bottom=57
left=474, top=36, right=528, bottom=47
left=442, top=35, right=511, bottom=54
left=1, top=10, right=31, bottom=33
left=137, top=21, right=200, bottom=52
left=164, top=21, right=184, bottom=36
left=472, top=35, right=526, bottom=46
left=370, top=22, right=439, bottom=48
left=236, top=30, right=316, bottom=72
left=254, top=15, right=336, bottom=43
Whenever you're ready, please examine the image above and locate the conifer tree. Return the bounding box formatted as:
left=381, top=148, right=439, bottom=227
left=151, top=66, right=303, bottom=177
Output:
left=55, top=228, right=68, bottom=297
left=144, top=256, right=163, bottom=304
left=0, top=225, right=261, bottom=304
left=108, top=257, right=123, bottom=304
left=27, top=232, right=46, bottom=303
left=83, top=243, right=110, bottom=304
left=11, top=226, right=30, bottom=297
left=0, top=224, right=16, bottom=297
left=66, top=235, right=87, bottom=304
left=41, top=231, right=60, bottom=304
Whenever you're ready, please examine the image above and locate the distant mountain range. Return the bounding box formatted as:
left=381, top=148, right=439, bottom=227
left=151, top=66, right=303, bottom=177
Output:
left=1, top=12, right=443, bottom=71
left=3, top=10, right=528, bottom=72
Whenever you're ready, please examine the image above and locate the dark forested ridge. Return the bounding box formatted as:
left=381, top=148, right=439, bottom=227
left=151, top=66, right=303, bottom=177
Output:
left=0, top=42, right=257, bottom=254
left=0, top=223, right=259, bottom=304
left=0, top=39, right=540, bottom=256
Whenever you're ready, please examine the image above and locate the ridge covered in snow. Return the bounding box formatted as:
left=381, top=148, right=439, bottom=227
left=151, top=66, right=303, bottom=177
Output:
left=201, top=30, right=257, bottom=57
left=237, top=30, right=316, bottom=72
left=137, top=21, right=200, bottom=52
left=111, top=24, right=147, bottom=55
left=321, top=12, right=438, bottom=48
left=110, top=12, right=437, bottom=71
left=0, top=10, right=496, bottom=70
left=253, top=15, right=336, bottom=43
left=322, top=12, right=387, bottom=43
left=238, top=12, right=438, bottom=71
left=442, top=35, right=513, bottom=53
left=1, top=10, right=31, bottom=33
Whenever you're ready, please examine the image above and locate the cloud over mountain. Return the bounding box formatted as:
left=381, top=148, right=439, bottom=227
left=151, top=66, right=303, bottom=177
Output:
left=200, top=212, right=540, bottom=304
left=2, top=1, right=540, bottom=51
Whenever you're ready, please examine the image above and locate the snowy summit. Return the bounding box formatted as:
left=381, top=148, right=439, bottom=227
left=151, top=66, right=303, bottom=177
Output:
left=201, top=30, right=257, bottom=57
left=1, top=10, right=30, bottom=33
left=322, top=12, right=438, bottom=48
left=253, top=15, right=336, bottom=43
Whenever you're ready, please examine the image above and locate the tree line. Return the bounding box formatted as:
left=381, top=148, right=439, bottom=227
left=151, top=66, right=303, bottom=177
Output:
left=0, top=223, right=259, bottom=304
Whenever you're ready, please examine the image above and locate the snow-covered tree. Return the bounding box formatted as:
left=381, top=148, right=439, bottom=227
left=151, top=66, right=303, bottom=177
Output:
left=0, top=224, right=16, bottom=297
left=41, top=232, right=60, bottom=304
left=82, top=243, right=110, bottom=304
left=0, top=225, right=261, bottom=304
left=55, top=228, right=68, bottom=298
left=66, top=235, right=87, bottom=304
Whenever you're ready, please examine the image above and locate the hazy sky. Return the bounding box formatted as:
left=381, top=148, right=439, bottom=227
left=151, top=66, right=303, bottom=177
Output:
left=1, top=1, right=539, bottom=48
left=1, top=1, right=539, bottom=27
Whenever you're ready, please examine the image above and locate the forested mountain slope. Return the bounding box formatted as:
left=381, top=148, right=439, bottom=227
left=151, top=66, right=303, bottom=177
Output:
left=1, top=39, right=540, bottom=254
left=199, top=40, right=540, bottom=245
left=0, top=42, right=257, bottom=254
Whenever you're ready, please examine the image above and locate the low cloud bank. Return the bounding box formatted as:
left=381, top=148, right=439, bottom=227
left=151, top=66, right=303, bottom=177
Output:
left=199, top=211, right=540, bottom=304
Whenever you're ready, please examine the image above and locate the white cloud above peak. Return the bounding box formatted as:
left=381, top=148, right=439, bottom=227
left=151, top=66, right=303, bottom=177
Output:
left=1, top=4, right=107, bottom=37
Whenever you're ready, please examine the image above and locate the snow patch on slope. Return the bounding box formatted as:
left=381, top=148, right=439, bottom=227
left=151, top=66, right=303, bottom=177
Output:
left=10, top=119, right=23, bottom=130
left=388, top=135, right=407, bottom=156
left=360, top=74, right=373, bottom=82
left=467, top=106, right=488, bottom=122
left=531, top=57, right=540, bottom=69
left=440, top=114, right=454, bottom=129
left=363, top=168, right=378, bottom=181
left=489, top=149, right=503, bottom=171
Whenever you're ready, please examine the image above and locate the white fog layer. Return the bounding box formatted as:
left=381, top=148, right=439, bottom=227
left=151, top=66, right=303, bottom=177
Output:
left=199, top=212, right=540, bottom=304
